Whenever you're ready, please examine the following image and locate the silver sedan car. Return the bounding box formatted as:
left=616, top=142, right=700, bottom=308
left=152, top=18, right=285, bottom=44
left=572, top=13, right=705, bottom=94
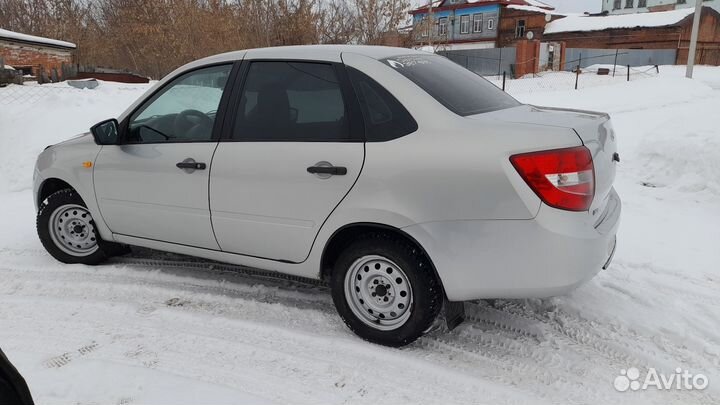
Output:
left=33, top=45, right=620, bottom=346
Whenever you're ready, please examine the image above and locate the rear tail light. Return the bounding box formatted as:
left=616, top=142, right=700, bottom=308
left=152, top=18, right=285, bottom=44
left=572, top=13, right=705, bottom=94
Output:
left=510, top=146, right=595, bottom=212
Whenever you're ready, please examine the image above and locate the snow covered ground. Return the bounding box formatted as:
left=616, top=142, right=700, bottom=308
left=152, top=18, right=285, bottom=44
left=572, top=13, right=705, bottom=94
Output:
left=0, top=67, right=719, bottom=405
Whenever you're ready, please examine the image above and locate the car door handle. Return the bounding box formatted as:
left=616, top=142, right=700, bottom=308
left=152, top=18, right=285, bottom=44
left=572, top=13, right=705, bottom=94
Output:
left=176, top=160, right=206, bottom=170
left=307, top=165, right=347, bottom=176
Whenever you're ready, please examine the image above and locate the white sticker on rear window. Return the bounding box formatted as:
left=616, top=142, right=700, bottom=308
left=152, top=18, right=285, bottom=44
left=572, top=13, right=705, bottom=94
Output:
left=385, top=56, right=430, bottom=69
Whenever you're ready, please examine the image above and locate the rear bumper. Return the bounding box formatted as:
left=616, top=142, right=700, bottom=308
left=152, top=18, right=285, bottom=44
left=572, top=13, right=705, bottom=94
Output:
left=403, top=188, right=621, bottom=301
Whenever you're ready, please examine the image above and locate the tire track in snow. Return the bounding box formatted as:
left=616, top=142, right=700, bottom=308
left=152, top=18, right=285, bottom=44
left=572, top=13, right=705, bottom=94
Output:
left=1, top=252, right=718, bottom=404
left=43, top=341, right=100, bottom=368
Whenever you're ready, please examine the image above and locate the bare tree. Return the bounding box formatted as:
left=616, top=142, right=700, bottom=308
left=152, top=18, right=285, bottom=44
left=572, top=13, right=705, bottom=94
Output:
left=353, top=0, right=409, bottom=45
left=319, top=0, right=357, bottom=44
left=0, top=0, right=413, bottom=78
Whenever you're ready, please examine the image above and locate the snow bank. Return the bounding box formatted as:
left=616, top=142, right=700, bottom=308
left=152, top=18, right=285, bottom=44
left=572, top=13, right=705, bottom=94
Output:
left=0, top=81, right=151, bottom=192
left=514, top=69, right=720, bottom=197
left=544, top=8, right=695, bottom=34
left=635, top=104, right=720, bottom=195
left=0, top=28, right=76, bottom=49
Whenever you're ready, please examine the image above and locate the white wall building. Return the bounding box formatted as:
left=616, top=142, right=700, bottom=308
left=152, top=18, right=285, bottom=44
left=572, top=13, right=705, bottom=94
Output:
left=602, top=0, right=720, bottom=14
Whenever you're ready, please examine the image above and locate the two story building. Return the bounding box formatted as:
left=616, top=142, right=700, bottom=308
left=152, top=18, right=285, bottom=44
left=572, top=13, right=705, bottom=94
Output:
left=602, top=0, right=720, bottom=15
left=409, top=0, right=563, bottom=50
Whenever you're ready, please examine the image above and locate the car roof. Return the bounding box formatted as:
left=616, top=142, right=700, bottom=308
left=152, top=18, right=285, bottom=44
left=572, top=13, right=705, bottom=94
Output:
left=193, top=45, right=427, bottom=66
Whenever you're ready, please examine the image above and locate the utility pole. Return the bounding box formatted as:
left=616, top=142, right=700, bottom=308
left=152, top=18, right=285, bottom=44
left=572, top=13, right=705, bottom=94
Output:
left=428, top=0, right=434, bottom=49
left=686, top=1, right=703, bottom=78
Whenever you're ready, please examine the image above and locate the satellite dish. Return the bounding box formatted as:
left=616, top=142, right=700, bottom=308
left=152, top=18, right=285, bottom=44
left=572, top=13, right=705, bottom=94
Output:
left=545, top=13, right=552, bottom=22
left=526, top=31, right=534, bottom=40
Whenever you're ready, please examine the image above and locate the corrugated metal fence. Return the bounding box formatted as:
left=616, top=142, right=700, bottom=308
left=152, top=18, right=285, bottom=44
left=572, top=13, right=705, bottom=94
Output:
left=440, top=47, right=678, bottom=76
left=564, top=48, right=678, bottom=71
left=438, top=48, right=517, bottom=76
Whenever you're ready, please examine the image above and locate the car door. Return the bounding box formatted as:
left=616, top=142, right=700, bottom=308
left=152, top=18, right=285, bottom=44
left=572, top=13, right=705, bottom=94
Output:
left=210, top=60, right=365, bottom=262
left=94, top=64, right=234, bottom=249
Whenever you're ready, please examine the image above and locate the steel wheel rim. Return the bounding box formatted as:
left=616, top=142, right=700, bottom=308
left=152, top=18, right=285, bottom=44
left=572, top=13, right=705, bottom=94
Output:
left=344, top=255, right=413, bottom=331
left=49, top=204, right=99, bottom=257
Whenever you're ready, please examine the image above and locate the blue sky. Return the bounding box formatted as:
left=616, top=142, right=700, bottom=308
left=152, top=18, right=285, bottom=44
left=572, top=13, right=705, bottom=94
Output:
left=542, top=0, right=601, bottom=13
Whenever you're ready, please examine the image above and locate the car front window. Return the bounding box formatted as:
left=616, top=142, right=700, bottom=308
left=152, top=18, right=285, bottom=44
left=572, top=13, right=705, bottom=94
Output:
left=128, top=64, right=231, bottom=143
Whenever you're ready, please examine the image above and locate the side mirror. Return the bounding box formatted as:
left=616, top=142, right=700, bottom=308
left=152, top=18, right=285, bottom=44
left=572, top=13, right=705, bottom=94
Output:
left=90, top=119, right=120, bottom=145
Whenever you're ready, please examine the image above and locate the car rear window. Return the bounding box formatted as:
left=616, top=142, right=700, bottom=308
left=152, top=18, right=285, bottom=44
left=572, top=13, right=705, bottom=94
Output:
left=380, top=54, right=519, bottom=117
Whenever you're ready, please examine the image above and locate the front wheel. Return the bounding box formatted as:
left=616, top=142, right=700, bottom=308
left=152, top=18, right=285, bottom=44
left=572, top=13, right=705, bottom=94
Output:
left=330, top=233, right=443, bottom=347
left=37, top=189, right=109, bottom=265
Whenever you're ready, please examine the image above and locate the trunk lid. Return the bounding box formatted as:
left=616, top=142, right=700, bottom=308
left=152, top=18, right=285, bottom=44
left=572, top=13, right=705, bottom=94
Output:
left=480, top=105, right=618, bottom=220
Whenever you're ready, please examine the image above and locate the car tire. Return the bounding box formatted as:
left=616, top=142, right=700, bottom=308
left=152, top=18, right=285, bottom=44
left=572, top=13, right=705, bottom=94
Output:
left=330, top=232, right=443, bottom=347
left=36, top=189, right=117, bottom=265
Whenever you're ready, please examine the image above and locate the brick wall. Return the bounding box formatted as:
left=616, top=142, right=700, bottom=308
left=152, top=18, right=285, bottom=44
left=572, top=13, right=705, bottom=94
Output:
left=0, top=41, right=73, bottom=80
left=648, top=4, right=676, bottom=12
left=498, top=8, right=561, bottom=47
left=676, top=10, right=720, bottom=64
left=514, top=39, right=540, bottom=77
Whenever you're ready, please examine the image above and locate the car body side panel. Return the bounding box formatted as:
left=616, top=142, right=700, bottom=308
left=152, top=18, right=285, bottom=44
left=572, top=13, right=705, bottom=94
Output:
left=403, top=188, right=621, bottom=301
left=93, top=143, right=220, bottom=250
left=33, top=134, right=114, bottom=242
left=210, top=142, right=365, bottom=262
left=339, top=54, right=584, bottom=222
left=112, top=209, right=418, bottom=280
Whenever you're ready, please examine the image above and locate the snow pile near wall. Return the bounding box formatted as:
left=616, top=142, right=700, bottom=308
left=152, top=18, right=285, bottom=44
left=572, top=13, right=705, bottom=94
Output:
left=544, top=8, right=695, bottom=34
left=0, top=28, right=76, bottom=49
left=636, top=102, right=720, bottom=195
left=0, top=81, right=151, bottom=192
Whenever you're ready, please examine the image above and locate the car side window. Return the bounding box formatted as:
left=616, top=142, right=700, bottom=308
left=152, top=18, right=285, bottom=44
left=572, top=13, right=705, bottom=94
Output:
left=347, top=67, right=417, bottom=142
left=234, top=61, right=351, bottom=141
left=127, top=64, right=232, bottom=143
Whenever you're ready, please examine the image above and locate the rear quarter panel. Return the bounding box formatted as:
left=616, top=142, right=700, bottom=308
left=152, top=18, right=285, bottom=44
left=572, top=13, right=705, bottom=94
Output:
left=333, top=51, right=584, bottom=225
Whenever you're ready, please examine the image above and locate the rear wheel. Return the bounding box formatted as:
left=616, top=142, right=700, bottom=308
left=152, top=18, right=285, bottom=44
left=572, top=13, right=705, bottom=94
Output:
left=37, top=189, right=113, bottom=265
left=330, top=233, right=442, bottom=347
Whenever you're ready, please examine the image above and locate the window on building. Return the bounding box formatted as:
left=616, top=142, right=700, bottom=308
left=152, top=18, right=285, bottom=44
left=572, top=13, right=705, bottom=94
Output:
left=473, top=13, right=483, bottom=33
left=638, top=0, right=647, bottom=6
left=677, top=0, right=686, bottom=4
left=613, top=0, right=621, bottom=9
left=625, top=0, right=634, bottom=8
left=438, top=17, right=448, bottom=36
left=14, top=66, right=33, bottom=76
left=460, top=15, right=470, bottom=34
left=515, top=19, right=526, bottom=38
left=420, top=16, right=429, bottom=37
left=487, top=18, right=495, bottom=30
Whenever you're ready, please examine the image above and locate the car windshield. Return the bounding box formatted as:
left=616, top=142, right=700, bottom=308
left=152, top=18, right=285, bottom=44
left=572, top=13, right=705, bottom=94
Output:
left=381, top=54, right=519, bottom=117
